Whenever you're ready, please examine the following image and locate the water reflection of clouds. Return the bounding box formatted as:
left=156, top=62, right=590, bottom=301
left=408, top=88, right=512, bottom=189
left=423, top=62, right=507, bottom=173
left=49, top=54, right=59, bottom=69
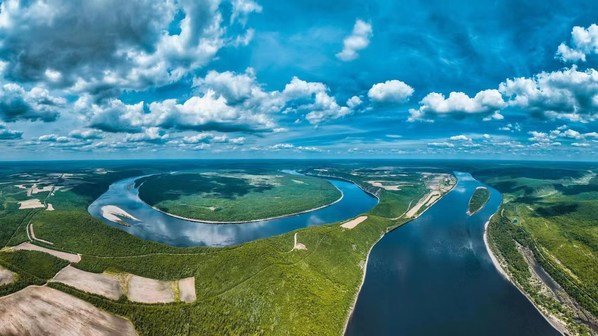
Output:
left=306, top=214, right=325, bottom=226
left=88, top=174, right=378, bottom=247
left=453, top=186, right=467, bottom=193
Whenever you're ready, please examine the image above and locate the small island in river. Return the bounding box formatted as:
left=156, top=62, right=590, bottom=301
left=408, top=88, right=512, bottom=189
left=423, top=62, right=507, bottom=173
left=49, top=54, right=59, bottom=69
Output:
left=468, top=186, right=491, bottom=215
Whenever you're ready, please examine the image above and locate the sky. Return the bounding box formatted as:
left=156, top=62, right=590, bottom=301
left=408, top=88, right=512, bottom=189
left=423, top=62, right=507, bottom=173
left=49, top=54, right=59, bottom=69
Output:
left=1, top=0, right=598, bottom=160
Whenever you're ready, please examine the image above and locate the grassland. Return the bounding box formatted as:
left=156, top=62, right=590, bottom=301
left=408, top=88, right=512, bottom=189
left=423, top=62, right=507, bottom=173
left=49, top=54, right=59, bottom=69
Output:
left=477, top=165, right=598, bottom=335
left=0, top=162, right=452, bottom=335
left=468, top=187, right=490, bottom=214
left=137, top=172, right=342, bottom=222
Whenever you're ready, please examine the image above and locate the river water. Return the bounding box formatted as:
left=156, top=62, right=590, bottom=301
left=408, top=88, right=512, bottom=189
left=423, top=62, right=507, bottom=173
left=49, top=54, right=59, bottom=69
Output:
left=89, top=171, right=559, bottom=335
left=345, top=172, right=559, bottom=335
left=88, top=175, right=378, bottom=247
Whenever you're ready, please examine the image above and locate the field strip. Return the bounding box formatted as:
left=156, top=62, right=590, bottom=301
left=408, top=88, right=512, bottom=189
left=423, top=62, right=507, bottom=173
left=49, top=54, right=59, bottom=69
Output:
left=128, top=275, right=175, bottom=304
left=51, top=265, right=197, bottom=303
left=51, top=265, right=122, bottom=300
left=405, top=191, right=440, bottom=218
left=0, top=286, right=137, bottom=336
left=11, top=242, right=81, bottom=263
left=341, top=216, right=368, bottom=229
left=178, top=277, right=196, bottom=303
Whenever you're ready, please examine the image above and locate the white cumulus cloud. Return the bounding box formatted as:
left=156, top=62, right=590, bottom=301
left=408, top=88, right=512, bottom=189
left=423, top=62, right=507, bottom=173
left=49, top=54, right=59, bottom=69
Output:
left=368, top=80, right=414, bottom=103
left=336, top=19, right=373, bottom=61
left=499, top=66, right=598, bottom=122
left=408, top=89, right=506, bottom=122
left=556, top=24, right=598, bottom=62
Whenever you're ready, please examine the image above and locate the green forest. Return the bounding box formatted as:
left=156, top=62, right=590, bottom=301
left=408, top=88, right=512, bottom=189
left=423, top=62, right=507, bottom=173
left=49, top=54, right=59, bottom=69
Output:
left=0, top=163, right=442, bottom=335
left=138, top=172, right=342, bottom=222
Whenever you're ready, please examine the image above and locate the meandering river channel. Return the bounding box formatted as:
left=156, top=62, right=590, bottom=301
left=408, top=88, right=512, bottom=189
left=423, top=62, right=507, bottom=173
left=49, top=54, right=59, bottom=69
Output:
left=88, top=175, right=378, bottom=247
left=89, top=171, right=559, bottom=335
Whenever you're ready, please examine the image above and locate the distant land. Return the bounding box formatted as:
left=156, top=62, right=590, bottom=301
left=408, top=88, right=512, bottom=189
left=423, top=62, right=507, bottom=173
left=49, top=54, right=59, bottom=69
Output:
left=0, top=160, right=595, bottom=335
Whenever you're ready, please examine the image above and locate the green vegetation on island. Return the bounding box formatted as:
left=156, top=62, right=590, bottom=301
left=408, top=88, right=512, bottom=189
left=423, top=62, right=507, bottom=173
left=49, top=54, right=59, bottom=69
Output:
left=468, top=187, right=490, bottom=214
left=137, top=172, right=342, bottom=222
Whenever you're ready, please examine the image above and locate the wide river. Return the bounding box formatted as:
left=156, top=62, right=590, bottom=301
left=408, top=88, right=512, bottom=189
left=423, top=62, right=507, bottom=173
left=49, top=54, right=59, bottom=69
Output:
left=345, top=172, right=560, bottom=335
left=89, top=171, right=559, bottom=335
left=88, top=174, right=378, bottom=247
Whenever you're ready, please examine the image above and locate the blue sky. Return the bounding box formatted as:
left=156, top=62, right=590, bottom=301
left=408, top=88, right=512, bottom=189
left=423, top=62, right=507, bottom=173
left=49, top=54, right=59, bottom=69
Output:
left=1, top=0, right=598, bottom=160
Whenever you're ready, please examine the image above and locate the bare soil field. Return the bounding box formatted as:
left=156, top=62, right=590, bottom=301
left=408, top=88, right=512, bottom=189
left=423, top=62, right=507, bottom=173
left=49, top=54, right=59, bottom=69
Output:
left=366, top=181, right=403, bottom=191
left=18, top=199, right=45, bottom=209
left=50, top=266, right=196, bottom=304
left=178, top=277, right=197, bottom=303
left=340, top=216, right=368, bottom=229
left=0, top=265, right=15, bottom=286
left=0, top=286, right=137, bottom=336
left=127, top=275, right=175, bottom=304
left=52, top=266, right=122, bottom=300
left=12, top=242, right=81, bottom=263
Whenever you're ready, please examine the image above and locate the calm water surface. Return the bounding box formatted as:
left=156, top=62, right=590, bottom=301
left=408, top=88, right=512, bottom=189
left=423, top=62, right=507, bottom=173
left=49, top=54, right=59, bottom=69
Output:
left=88, top=174, right=378, bottom=247
left=89, top=170, right=559, bottom=335
left=345, top=172, right=559, bottom=336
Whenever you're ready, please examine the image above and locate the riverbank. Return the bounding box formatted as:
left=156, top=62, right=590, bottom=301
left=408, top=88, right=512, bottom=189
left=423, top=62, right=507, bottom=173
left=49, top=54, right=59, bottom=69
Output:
left=342, top=173, right=457, bottom=335
left=483, top=216, right=568, bottom=335
left=136, top=172, right=344, bottom=224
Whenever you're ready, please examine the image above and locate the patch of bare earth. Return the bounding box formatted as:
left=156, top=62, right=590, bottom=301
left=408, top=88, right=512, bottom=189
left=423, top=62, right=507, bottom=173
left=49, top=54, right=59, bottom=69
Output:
left=0, top=286, right=137, bottom=336
left=0, top=266, right=15, bottom=286
left=341, top=216, right=368, bottom=229
left=51, top=266, right=122, bottom=300
left=127, top=275, right=175, bottom=304
left=18, top=199, right=45, bottom=209
left=178, top=277, right=197, bottom=303
left=11, top=242, right=80, bottom=263
left=292, top=233, right=307, bottom=251
left=405, top=191, right=441, bottom=218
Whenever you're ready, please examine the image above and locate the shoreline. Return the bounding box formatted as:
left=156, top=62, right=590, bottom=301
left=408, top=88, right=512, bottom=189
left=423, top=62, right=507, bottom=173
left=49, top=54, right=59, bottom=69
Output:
left=303, top=173, right=381, bottom=200
left=483, top=217, right=568, bottom=335
left=130, top=171, right=354, bottom=224
left=341, top=174, right=457, bottom=335
left=466, top=186, right=490, bottom=216
left=342, top=231, right=384, bottom=334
